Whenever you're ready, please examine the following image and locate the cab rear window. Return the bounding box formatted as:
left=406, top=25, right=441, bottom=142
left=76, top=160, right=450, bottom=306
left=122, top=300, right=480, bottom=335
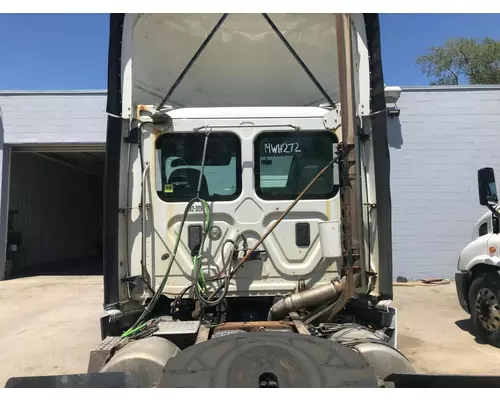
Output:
left=156, top=132, right=242, bottom=202
left=254, top=131, right=339, bottom=200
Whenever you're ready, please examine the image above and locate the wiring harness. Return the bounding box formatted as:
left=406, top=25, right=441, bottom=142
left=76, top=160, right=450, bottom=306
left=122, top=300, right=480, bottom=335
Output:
left=123, top=127, right=343, bottom=338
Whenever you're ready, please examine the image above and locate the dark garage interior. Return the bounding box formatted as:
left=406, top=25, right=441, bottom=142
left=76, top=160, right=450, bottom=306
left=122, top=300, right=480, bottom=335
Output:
left=6, top=150, right=104, bottom=278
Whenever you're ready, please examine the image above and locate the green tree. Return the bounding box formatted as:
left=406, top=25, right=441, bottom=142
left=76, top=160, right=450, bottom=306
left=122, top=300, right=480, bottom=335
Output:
left=417, top=37, right=500, bottom=85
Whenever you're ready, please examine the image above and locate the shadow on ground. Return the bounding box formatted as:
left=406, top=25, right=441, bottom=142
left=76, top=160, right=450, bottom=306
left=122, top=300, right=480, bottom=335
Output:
left=455, top=319, right=490, bottom=345
left=7, top=256, right=102, bottom=280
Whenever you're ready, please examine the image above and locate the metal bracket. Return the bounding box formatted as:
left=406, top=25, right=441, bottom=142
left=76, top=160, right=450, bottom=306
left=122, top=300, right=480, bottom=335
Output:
left=124, top=127, right=139, bottom=144
left=87, top=336, right=122, bottom=373
left=289, top=312, right=311, bottom=335
left=358, top=126, right=370, bottom=142
left=323, top=107, right=341, bottom=131
left=246, top=250, right=269, bottom=262
left=120, top=275, right=143, bottom=291
left=195, top=323, right=211, bottom=344
left=153, top=320, right=201, bottom=336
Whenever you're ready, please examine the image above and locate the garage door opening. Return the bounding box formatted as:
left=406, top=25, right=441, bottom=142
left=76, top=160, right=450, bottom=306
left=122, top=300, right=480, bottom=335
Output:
left=6, top=149, right=104, bottom=278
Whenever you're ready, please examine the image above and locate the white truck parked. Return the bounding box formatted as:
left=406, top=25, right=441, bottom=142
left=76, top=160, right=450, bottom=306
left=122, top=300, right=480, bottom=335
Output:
left=7, top=13, right=500, bottom=389
left=456, top=167, right=500, bottom=342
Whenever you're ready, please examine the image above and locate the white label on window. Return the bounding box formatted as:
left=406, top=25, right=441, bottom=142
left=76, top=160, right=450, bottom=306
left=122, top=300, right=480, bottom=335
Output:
left=264, top=142, right=301, bottom=155
left=189, top=204, right=204, bottom=213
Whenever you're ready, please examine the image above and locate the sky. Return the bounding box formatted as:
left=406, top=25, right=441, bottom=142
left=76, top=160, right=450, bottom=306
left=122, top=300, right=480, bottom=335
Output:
left=0, top=13, right=499, bottom=90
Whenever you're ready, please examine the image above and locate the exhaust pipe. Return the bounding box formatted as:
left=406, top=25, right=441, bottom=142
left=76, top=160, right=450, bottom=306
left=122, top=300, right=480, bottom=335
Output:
left=269, top=277, right=347, bottom=320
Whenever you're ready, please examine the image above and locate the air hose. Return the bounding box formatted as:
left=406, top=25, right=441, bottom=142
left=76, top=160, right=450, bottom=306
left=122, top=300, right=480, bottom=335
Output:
left=194, top=198, right=211, bottom=293
left=193, top=199, right=234, bottom=308
left=170, top=234, right=247, bottom=312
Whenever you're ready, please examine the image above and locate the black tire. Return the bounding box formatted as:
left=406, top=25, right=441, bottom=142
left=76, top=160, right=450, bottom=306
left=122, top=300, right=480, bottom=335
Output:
left=159, top=332, right=379, bottom=388
left=468, top=272, right=500, bottom=342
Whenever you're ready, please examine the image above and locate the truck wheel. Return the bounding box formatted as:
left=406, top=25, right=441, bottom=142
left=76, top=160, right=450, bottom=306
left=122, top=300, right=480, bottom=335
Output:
left=469, top=272, right=500, bottom=341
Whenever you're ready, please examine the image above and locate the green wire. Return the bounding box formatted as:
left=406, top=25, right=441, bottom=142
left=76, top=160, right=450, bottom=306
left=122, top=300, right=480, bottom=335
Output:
left=121, top=321, right=148, bottom=338
left=200, top=199, right=211, bottom=229
left=195, top=199, right=211, bottom=294
left=194, top=255, right=205, bottom=293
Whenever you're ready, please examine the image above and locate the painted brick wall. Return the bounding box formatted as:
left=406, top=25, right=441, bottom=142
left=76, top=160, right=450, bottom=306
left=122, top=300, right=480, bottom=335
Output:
left=2, top=88, right=500, bottom=279
left=0, top=91, right=107, bottom=145
left=389, top=87, right=500, bottom=279
left=0, top=91, right=106, bottom=278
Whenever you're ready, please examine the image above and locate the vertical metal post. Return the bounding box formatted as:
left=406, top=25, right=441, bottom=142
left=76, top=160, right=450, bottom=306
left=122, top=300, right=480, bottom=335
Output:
left=336, top=14, right=363, bottom=296
left=141, top=162, right=150, bottom=282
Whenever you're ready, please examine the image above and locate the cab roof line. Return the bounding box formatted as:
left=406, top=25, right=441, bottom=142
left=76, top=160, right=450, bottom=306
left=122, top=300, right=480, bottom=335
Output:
left=262, top=13, right=336, bottom=109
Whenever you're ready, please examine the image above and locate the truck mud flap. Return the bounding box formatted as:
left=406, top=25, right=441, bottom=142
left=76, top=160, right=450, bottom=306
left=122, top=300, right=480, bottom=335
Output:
left=5, top=372, right=140, bottom=388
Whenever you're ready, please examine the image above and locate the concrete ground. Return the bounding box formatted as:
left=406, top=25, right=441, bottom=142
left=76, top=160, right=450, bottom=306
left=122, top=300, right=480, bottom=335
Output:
left=0, top=276, right=103, bottom=387
left=393, top=284, right=500, bottom=375
left=2, top=276, right=500, bottom=386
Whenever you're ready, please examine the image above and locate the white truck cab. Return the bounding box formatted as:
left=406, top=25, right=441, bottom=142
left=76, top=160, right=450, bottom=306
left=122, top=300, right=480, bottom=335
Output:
left=134, top=105, right=347, bottom=298
left=5, top=13, right=420, bottom=388
left=9, top=14, right=500, bottom=389
left=456, top=167, right=500, bottom=341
